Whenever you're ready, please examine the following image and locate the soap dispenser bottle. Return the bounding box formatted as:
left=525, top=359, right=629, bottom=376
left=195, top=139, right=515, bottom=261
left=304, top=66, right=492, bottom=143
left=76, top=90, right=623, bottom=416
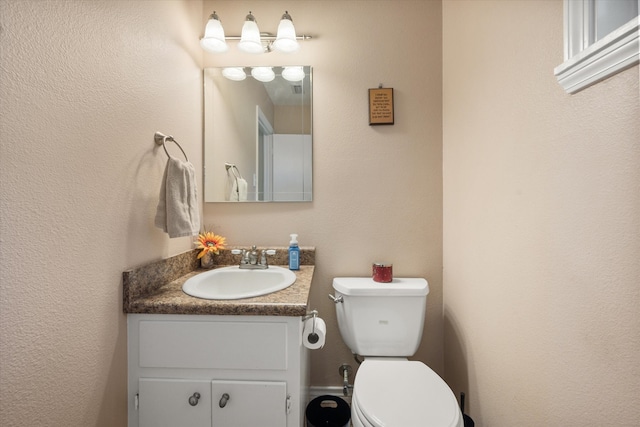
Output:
left=288, top=234, right=300, bottom=270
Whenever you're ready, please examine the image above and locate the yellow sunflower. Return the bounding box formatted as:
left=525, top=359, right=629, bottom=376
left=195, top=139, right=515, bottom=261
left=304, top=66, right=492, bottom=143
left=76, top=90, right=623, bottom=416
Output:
left=195, top=231, right=226, bottom=259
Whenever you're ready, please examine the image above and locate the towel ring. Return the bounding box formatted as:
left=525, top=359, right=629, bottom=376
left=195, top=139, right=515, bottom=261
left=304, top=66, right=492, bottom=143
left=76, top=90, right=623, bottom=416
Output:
left=225, top=163, right=242, bottom=177
left=154, top=131, right=188, bottom=162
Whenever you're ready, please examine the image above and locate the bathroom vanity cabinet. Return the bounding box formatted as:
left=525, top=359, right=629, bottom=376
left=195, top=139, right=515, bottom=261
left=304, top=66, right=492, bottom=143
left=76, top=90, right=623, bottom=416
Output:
left=127, top=314, right=309, bottom=427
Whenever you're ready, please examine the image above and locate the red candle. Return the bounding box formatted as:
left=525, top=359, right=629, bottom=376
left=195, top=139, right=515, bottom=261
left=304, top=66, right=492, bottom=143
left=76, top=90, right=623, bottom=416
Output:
left=372, top=263, right=393, bottom=283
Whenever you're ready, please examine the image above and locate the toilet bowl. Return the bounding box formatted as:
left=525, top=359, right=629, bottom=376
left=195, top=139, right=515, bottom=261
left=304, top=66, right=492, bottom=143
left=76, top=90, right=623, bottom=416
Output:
left=331, top=277, right=463, bottom=427
left=350, top=359, right=463, bottom=427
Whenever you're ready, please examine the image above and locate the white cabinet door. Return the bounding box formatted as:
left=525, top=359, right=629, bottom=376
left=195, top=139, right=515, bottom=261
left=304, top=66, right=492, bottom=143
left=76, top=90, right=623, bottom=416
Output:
left=212, top=380, right=287, bottom=427
left=139, top=379, right=211, bottom=427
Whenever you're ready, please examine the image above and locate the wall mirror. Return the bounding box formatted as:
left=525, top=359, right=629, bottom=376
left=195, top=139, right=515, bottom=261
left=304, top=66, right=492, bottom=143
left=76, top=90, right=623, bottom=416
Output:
left=203, top=66, right=312, bottom=202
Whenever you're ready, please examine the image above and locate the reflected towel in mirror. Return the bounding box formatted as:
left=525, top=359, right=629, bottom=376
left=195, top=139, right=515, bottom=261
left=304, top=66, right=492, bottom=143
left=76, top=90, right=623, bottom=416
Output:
left=226, top=165, right=248, bottom=201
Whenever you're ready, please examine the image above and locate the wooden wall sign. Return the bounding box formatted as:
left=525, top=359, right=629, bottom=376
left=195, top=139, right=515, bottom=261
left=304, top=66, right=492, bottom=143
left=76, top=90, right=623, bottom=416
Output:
left=368, top=87, right=394, bottom=125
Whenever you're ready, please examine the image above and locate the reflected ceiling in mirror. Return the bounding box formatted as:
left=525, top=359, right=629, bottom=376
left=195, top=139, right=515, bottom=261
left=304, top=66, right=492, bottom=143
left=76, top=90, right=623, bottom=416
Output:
left=204, top=66, right=312, bottom=202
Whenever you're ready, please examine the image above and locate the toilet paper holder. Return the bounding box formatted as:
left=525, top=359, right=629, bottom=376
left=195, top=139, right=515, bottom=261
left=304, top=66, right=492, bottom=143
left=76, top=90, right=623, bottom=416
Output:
left=302, top=310, right=319, bottom=343
left=302, top=310, right=318, bottom=321
left=302, top=309, right=318, bottom=327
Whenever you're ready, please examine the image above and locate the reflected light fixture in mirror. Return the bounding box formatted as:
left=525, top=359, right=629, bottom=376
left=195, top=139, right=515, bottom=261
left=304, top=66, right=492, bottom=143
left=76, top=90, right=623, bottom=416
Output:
left=200, top=10, right=313, bottom=54
left=200, top=11, right=229, bottom=53
left=222, top=67, right=246, bottom=81
left=251, top=67, right=276, bottom=82
left=282, top=66, right=305, bottom=82
left=222, top=67, right=303, bottom=83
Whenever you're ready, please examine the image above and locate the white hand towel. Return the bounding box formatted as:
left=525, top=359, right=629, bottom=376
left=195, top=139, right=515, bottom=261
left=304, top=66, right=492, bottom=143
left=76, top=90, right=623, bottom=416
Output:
left=155, top=156, right=200, bottom=238
left=226, top=177, right=248, bottom=201
left=225, top=165, right=248, bottom=201
left=237, top=177, right=248, bottom=201
left=226, top=173, right=238, bottom=201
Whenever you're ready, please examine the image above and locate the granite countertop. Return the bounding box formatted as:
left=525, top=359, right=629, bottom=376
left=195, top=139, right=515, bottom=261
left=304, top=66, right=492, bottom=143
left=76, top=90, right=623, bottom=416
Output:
left=123, top=247, right=315, bottom=317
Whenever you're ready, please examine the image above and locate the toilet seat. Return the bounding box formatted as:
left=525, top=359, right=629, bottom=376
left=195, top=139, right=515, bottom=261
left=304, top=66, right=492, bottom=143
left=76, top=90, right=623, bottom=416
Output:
left=352, top=391, right=376, bottom=427
left=352, top=359, right=463, bottom=427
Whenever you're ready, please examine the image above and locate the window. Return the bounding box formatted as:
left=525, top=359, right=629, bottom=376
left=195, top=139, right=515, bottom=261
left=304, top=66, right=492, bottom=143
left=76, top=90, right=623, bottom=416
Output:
left=554, top=0, right=639, bottom=94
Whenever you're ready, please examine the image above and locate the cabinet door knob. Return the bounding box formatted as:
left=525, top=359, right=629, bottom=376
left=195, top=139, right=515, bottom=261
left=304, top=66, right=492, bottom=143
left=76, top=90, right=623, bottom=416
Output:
left=188, top=392, right=201, bottom=406
left=219, top=393, right=230, bottom=408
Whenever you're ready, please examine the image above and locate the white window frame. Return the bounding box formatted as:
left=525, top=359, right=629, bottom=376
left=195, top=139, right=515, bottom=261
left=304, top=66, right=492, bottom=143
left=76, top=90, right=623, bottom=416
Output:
left=554, top=0, right=639, bottom=94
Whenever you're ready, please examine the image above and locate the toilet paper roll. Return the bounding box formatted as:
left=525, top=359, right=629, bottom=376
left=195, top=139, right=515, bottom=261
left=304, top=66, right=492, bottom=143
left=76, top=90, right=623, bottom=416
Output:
left=302, top=317, right=326, bottom=350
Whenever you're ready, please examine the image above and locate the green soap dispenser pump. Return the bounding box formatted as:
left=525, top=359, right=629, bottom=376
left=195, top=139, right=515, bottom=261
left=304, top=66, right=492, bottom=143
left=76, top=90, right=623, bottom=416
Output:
left=288, top=234, right=300, bottom=270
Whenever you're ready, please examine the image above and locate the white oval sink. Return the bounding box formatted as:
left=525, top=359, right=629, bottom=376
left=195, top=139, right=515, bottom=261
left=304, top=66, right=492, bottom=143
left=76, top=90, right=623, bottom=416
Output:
left=182, top=266, right=297, bottom=300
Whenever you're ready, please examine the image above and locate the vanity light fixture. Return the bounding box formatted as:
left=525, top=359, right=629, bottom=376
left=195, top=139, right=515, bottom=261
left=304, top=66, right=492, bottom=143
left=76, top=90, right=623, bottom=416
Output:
left=251, top=66, right=276, bottom=82
left=238, top=12, right=264, bottom=54
left=201, top=10, right=312, bottom=54
left=200, top=11, right=229, bottom=53
left=273, top=11, right=300, bottom=53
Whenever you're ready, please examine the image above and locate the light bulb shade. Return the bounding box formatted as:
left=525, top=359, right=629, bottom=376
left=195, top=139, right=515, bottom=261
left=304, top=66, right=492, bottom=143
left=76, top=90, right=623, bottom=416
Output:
left=251, top=67, right=275, bottom=82
left=238, top=13, right=264, bottom=54
left=273, top=14, right=300, bottom=53
left=222, top=67, right=247, bottom=81
left=282, top=66, right=305, bottom=82
left=200, top=12, right=228, bottom=53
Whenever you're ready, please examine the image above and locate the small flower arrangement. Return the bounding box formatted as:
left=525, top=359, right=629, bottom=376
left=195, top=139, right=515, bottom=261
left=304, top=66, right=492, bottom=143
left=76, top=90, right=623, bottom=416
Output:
left=195, top=230, right=227, bottom=259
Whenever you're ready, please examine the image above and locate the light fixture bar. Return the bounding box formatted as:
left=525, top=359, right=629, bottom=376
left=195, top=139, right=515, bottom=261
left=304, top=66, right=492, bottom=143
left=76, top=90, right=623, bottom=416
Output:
left=223, top=34, right=313, bottom=41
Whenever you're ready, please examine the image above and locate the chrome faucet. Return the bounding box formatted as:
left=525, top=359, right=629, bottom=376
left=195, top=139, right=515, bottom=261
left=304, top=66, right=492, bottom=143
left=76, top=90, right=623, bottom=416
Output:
left=231, top=246, right=276, bottom=269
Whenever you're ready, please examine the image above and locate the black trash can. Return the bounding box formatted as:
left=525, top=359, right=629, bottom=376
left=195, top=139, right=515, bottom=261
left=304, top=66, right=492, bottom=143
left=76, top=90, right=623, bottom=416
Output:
left=306, top=395, right=350, bottom=427
left=460, top=392, right=475, bottom=427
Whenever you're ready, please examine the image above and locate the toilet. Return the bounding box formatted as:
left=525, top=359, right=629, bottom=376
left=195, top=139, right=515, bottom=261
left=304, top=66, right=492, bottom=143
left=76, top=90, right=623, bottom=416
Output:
left=332, top=277, right=463, bottom=427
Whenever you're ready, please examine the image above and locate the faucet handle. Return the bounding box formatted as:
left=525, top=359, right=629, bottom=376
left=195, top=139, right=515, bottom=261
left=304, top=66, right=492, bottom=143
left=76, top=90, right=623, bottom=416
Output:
left=231, top=249, right=249, bottom=265
left=260, top=249, right=276, bottom=266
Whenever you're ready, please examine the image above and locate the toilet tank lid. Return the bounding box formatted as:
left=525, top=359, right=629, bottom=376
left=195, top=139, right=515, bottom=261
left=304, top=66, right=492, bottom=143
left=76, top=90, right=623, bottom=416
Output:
left=333, top=277, right=429, bottom=296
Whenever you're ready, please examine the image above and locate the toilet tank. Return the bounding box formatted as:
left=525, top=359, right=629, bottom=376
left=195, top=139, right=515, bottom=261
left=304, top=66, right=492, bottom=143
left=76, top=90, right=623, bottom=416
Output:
left=332, top=277, right=429, bottom=357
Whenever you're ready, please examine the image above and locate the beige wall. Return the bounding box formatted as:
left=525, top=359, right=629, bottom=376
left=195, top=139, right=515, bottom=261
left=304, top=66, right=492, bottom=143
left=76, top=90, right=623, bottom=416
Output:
left=443, top=1, right=640, bottom=425
left=201, top=0, right=444, bottom=386
left=0, top=1, right=203, bottom=425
